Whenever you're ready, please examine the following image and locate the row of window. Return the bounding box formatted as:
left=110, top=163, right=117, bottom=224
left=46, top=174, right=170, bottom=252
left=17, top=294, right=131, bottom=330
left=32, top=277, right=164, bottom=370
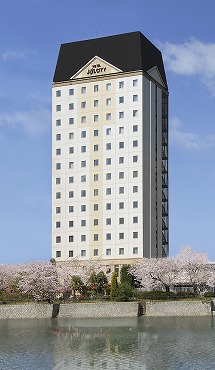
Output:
left=55, top=141, right=139, bottom=156
left=55, top=106, right=139, bottom=121
left=55, top=246, right=139, bottom=258
left=55, top=231, right=139, bottom=244
left=55, top=185, right=139, bottom=195
left=55, top=215, right=139, bottom=226
left=55, top=79, right=139, bottom=97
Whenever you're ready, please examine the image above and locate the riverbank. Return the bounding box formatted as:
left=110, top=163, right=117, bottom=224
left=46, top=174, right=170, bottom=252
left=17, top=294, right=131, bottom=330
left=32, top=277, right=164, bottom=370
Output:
left=0, top=300, right=214, bottom=319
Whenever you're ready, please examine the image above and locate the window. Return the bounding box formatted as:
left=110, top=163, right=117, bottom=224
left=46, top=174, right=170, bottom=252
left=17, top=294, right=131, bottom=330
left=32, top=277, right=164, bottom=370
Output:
left=133, top=125, right=138, bottom=132
left=81, top=146, right=86, bottom=153
left=133, top=140, right=138, bottom=148
left=94, top=174, right=98, bottom=181
left=81, top=175, right=86, bottom=182
left=119, top=112, right=124, bottom=119
left=133, top=155, right=138, bottom=163
left=69, top=206, right=74, bottom=213
left=81, top=131, right=86, bottom=138
left=81, top=250, right=86, bottom=257
left=119, top=157, right=124, bottom=164
left=94, top=144, right=98, bottom=152
left=56, top=178, right=61, bottom=185
left=69, top=118, right=74, bottom=125
left=81, top=235, right=86, bottom=242
left=69, top=147, right=74, bottom=154
left=119, top=202, right=124, bottom=209
left=94, top=129, right=98, bottom=137
left=56, top=105, right=61, bottom=112
left=119, top=217, right=124, bottom=225
left=56, top=148, right=61, bottom=155
left=133, top=232, right=138, bottom=239
left=119, top=186, right=124, bottom=194
left=56, top=163, right=61, bottom=170
left=119, top=81, right=124, bottom=89
left=106, top=173, right=111, bottom=180
left=56, top=90, right=61, bottom=97
left=94, top=100, right=99, bottom=107
left=56, top=221, right=61, bottom=228
left=106, top=233, right=111, bottom=240
left=69, top=103, right=74, bottom=110
left=94, top=85, right=98, bottom=92
left=119, top=96, right=124, bottom=104
left=69, top=132, right=74, bottom=139
left=119, top=126, right=124, bottom=134
left=56, top=119, right=61, bottom=126
left=69, top=88, right=74, bottom=96
left=106, top=188, right=111, bottom=195
left=56, top=207, right=61, bottom=214
left=133, top=110, right=138, bottom=117
left=81, top=87, right=86, bottom=94
left=133, top=171, right=138, bottom=178
left=56, top=192, right=61, bottom=199
left=133, top=247, right=138, bottom=255
left=81, top=160, right=86, bottom=168
left=69, top=176, right=74, bottom=183
left=56, top=236, right=61, bottom=243
left=106, top=248, right=111, bottom=255
left=56, top=134, right=61, bottom=141
left=106, top=143, right=111, bottom=150
left=94, top=234, right=98, bottom=241
left=94, top=249, right=98, bottom=256
left=94, top=189, right=98, bottom=196
left=133, top=201, right=138, bottom=208
left=119, top=247, right=124, bottom=255
left=69, top=191, right=74, bottom=198
left=134, top=186, right=139, bottom=193
left=106, top=218, right=111, bottom=225
left=106, top=113, right=111, bottom=120
left=81, top=101, right=86, bottom=108
left=106, top=158, right=111, bottom=165
left=133, top=94, right=138, bottom=102
left=119, top=233, right=124, bottom=240
left=94, top=115, right=98, bottom=122
left=69, top=162, right=74, bottom=169
left=69, top=235, right=74, bottom=242
left=94, top=219, right=98, bottom=226
left=81, top=220, right=86, bottom=227
left=106, top=127, right=111, bottom=135
left=81, top=190, right=86, bottom=197
left=94, top=159, right=99, bottom=166
left=69, top=221, right=74, bottom=228
left=119, top=172, right=124, bottom=179
left=133, top=79, right=138, bottom=87
left=69, top=250, right=73, bottom=257
left=106, top=83, right=111, bottom=91
left=106, top=98, right=111, bottom=105
left=94, top=204, right=99, bottom=211
left=81, top=205, right=86, bottom=212
left=106, top=203, right=111, bottom=210
left=56, top=250, right=61, bottom=257
left=119, top=142, right=124, bottom=149
left=81, top=116, right=86, bottom=124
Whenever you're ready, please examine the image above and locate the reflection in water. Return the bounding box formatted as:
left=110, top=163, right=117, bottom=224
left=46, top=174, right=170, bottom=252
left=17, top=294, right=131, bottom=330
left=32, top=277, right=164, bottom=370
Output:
left=0, top=316, right=215, bottom=369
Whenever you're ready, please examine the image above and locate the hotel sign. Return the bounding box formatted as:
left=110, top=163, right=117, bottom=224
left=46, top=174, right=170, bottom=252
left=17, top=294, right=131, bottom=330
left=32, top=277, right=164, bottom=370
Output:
left=87, top=64, right=107, bottom=75
left=71, top=56, right=122, bottom=79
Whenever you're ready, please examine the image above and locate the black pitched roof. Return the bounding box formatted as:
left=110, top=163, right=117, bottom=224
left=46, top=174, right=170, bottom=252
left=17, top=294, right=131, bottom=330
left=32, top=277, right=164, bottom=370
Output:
left=53, top=31, right=168, bottom=89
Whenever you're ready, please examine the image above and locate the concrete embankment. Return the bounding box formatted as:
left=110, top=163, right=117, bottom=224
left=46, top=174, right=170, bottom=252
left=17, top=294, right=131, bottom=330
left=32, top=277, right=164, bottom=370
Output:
left=0, top=300, right=214, bottom=319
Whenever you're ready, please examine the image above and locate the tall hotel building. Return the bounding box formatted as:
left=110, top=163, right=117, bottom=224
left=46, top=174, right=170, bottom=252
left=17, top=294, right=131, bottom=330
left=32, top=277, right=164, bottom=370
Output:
left=52, top=32, right=169, bottom=270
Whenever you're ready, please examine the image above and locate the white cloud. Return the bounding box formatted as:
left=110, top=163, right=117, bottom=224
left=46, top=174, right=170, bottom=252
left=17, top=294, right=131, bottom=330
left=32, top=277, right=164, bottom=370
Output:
left=158, top=38, right=215, bottom=95
left=0, top=107, right=50, bottom=135
left=170, top=117, right=215, bottom=150
left=2, top=48, right=36, bottom=61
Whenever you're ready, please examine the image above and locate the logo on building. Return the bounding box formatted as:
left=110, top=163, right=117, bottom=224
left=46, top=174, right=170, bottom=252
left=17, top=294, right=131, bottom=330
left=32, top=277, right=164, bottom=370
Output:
left=87, top=64, right=106, bottom=75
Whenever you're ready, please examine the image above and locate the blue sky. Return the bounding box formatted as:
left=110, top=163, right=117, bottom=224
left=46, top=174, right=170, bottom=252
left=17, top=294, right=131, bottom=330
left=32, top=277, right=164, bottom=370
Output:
left=1, top=0, right=215, bottom=263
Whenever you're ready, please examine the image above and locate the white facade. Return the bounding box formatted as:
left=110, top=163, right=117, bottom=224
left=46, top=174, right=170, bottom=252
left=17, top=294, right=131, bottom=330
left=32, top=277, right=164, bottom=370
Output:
left=52, top=36, right=169, bottom=269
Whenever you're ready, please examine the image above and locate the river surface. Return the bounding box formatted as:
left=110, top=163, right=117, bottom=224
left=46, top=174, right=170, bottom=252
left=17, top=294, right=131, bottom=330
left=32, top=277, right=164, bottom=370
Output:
left=0, top=316, right=215, bottom=370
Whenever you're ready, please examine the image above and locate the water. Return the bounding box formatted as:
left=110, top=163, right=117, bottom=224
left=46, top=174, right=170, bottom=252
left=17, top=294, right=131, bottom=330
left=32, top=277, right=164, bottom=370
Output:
left=0, top=316, right=215, bottom=370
